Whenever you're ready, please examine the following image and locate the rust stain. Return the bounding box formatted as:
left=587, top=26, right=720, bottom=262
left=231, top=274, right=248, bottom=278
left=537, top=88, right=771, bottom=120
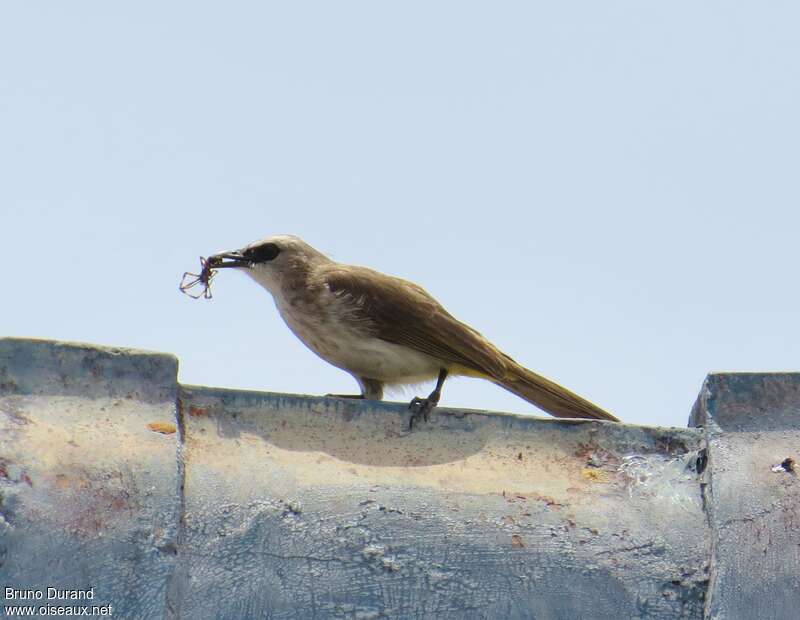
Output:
left=502, top=515, right=515, bottom=525
left=47, top=467, right=138, bottom=536
left=575, top=442, right=621, bottom=468
left=188, top=405, right=207, bottom=417
left=511, top=534, right=525, bottom=548
left=0, top=457, right=33, bottom=486
left=147, top=421, right=177, bottom=435
left=529, top=493, right=564, bottom=509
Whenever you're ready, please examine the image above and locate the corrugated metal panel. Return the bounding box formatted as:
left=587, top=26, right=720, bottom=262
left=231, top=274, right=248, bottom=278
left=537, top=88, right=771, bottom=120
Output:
left=2, top=338, right=796, bottom=619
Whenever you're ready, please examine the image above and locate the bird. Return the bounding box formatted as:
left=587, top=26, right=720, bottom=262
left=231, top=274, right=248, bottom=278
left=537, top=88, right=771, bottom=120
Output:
left=205, top=234, right=619, bottom=428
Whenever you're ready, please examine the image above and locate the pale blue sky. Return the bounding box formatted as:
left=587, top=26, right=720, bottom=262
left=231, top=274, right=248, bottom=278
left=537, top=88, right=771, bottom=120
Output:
left=2, top=2, right=798, bottom=427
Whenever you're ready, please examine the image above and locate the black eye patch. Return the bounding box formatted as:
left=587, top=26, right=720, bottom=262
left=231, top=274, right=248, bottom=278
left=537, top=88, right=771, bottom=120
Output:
left=244, top=242, right=281, bottom=263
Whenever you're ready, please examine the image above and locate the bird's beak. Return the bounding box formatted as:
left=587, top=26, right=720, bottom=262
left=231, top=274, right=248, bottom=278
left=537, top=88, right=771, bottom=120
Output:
left=207, top=250, right=250, bottom=269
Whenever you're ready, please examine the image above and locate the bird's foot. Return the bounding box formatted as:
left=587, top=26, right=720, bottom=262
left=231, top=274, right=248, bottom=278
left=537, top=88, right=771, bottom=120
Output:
left=407, top=369, right=448, bottom=431
left=408, top=394, right=439, bottom=430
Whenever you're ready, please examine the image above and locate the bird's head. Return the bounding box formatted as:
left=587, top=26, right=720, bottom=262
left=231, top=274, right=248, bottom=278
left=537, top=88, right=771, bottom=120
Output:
left=208, top=234, right=326, bottom=294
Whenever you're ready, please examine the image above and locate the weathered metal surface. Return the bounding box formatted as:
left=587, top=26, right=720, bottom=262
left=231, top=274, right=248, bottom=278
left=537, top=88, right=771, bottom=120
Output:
left=175, top=386, right=708, bottom=619
left=19, top=338, right=800, bottom=618
left=690, top=373, right=800, bottom=620
left=0, top=338, right=181, bottom=617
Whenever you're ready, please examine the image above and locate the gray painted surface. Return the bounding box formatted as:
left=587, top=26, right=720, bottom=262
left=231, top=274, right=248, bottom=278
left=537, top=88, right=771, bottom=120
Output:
left=0, top=338, right=181, bottom=618
left=176, top=386, right=707, bottom=619
left=689, top=374, right=800, bottom=620
left=0, top=338, right=797, bottom=618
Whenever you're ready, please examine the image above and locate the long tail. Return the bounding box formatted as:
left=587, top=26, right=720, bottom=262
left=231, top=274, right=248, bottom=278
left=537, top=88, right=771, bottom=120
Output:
left=494, top=364, right=619, bottom=422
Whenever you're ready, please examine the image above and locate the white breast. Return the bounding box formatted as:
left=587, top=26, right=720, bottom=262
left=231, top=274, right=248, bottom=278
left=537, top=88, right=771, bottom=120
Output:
left=270, top=283, right=441, bottom=385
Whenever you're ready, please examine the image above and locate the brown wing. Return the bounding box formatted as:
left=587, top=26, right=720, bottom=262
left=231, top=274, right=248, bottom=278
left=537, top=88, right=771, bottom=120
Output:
left=323, top=265, right=618, bottom=421
left=323, top=265, right=508, bottom=378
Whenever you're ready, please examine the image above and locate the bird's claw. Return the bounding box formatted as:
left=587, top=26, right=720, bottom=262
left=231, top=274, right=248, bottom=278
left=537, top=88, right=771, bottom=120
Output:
left=408, top=396, right=437, bottom=430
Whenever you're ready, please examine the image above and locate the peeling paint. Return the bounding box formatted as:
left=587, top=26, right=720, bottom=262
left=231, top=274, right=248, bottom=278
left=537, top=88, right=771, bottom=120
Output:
left=9, top=338, right=799, bottom=619
left=148, top=421, right=177, bottom=434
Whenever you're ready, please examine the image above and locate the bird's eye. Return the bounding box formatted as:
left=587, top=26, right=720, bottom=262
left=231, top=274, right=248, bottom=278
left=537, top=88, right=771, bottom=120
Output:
left=245, top=242, right=281, bottom=263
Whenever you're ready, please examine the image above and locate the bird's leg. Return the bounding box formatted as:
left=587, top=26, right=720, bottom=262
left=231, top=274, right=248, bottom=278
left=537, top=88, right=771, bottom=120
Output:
left=409, top=368, right=448, bottom=430
left=325, top=375, right=383, bottom=400
left=327, top=377, right=384, bottom=400
left=359, top=377, right=384, bottom=400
